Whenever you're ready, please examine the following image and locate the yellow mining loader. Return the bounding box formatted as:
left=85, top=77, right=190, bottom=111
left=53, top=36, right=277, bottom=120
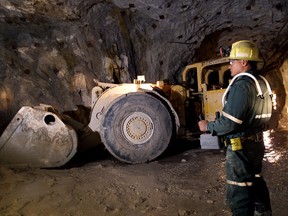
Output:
left=0, top=57, right=232, bottom=167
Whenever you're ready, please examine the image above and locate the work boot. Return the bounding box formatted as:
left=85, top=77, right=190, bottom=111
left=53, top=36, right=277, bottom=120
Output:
left=254, top=202, right=272, bottom=216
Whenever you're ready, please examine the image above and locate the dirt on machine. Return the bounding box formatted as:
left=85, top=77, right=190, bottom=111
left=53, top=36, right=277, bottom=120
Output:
left=0, top=57, right=240, bottom=167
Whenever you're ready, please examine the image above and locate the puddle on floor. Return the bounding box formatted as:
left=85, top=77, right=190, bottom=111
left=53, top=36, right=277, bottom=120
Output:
left=263, top=129, right=288, bottom=163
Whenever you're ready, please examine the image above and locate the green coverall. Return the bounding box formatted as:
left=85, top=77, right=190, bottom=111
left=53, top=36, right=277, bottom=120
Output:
left=207, top=70, right=272, bottom=216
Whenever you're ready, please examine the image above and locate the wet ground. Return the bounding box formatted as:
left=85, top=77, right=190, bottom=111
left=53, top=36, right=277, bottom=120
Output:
left=0, top=128, right=287, bottom=216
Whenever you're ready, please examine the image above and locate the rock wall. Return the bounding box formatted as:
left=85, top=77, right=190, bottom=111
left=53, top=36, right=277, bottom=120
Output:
left=0, top=0, right=287, bottom=132
left=279, top=60, right=288, bottom=128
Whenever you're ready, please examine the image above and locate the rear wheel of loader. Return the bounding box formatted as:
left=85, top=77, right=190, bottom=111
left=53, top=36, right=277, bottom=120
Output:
left=100, top=92, right=173, bottom=163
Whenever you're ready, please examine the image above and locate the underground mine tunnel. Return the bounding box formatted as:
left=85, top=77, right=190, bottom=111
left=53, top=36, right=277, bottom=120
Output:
left=0, top=1, right=287, bottom=216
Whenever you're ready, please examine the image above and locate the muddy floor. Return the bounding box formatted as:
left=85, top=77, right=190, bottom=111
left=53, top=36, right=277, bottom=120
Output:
left=0, top=129, right=287, bottom=216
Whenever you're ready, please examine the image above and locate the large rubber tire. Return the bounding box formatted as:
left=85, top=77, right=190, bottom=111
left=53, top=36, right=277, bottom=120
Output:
left=100, top=92, right=173, bottom=163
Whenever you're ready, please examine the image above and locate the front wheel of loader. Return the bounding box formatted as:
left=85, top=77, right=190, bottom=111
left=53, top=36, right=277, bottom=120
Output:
left=100, top=92, right=174, bottom=163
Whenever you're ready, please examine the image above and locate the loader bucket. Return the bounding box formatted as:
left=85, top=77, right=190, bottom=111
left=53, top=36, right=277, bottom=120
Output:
left=0, top=106, right=77, bottom=168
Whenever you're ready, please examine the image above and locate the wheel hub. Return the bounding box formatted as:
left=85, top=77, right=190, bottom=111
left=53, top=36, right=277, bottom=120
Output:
left=122, top=112, right=154, bottom=144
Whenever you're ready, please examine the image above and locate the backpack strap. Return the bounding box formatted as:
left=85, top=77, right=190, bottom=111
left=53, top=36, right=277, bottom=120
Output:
left=222, top=72, right=272, bottom=106
left=258, top=75, right=273, bottom=97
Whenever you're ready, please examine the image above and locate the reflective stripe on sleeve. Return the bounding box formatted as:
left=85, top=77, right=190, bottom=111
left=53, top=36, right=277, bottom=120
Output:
left=222, top=111, right=243, bottom=124
left=227, top=179, right=253, bottom=187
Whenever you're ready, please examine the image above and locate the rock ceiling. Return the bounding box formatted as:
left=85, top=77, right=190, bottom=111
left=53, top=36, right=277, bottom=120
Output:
left=0, top=0, right=287, bottom=131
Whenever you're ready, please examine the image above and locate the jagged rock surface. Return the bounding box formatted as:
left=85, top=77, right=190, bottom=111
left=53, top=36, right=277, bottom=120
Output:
left=0, top=0, right=287, bottom=132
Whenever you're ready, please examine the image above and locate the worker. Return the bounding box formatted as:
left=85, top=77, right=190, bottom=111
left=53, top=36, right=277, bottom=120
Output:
left=198, top=40, right=273, bottom=216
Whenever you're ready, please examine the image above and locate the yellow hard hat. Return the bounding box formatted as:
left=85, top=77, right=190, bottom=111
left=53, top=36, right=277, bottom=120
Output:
left=229, top=40, right=262, bottom=61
